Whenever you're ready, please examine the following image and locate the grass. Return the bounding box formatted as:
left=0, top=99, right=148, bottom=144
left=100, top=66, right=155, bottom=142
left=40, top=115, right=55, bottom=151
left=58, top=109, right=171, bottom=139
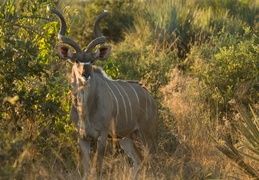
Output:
left=2, top=67, right=258, bottom=180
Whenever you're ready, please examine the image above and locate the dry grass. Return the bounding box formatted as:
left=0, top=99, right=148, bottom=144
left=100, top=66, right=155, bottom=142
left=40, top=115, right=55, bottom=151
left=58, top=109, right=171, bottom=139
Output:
left=2, top=67, right=258, bottom=180
left=17, top=68, right=257, bottom=180
left=154, top=68, right=255, bottom=179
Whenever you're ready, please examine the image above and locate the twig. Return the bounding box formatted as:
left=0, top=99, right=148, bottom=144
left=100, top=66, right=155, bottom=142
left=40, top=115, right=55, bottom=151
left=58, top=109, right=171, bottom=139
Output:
left=21, top=16, right=50, bottom=21
left=13, top=24, right=40, bottom=34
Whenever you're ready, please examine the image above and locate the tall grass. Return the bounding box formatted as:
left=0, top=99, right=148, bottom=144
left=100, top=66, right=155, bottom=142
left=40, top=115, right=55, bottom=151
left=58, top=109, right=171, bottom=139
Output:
left=126, top=0, right=258, bottom=57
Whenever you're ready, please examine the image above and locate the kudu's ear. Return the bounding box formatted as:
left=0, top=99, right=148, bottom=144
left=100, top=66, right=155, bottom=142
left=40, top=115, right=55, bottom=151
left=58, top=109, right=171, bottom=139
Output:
left=94, top=45, right=111, bottom=61
left=57, top=44, right=73, bottom=60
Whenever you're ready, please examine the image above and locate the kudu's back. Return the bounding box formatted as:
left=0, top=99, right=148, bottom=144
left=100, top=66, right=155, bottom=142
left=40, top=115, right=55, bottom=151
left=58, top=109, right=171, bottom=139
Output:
left=94, top=69, right=158, bottom=151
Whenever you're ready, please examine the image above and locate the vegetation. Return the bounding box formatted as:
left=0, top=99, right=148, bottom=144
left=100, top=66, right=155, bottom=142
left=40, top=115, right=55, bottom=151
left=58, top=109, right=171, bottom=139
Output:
left=0, top=0, right=258, bottom=179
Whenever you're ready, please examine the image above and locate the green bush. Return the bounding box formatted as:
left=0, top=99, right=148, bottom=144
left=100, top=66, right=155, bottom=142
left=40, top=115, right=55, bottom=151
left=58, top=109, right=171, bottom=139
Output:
left=0, top=1, right=77, bottom=178
left=188, top=27, right=259, bottom=112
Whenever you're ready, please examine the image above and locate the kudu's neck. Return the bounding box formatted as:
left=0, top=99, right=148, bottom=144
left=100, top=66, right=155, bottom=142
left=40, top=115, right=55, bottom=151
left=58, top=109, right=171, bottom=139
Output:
left=71, top=65, right=97, bottom=109
left=71, top=66, right=99, bottom=138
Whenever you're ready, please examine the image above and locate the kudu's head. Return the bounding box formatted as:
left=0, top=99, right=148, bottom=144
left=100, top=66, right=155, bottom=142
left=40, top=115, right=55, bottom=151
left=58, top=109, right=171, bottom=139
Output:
left=47, top=5, right=111, bottom=85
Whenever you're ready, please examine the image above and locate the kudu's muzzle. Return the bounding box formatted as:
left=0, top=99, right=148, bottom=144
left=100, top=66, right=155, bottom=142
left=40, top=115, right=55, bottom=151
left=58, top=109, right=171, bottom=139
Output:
left=79, top=62, right=92, bottom=85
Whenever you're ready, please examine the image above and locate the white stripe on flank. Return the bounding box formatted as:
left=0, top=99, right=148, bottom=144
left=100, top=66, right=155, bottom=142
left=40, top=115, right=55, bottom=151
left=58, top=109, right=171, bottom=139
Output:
left=142, top=87, right=148, bottom=120
left=116, top=82, right=133, bottom=122
left=148, top=92, right=153, bottom=119
left=111, top=81, right=128, bottom=121
left=104, top=82, right=119, bottom=122
left=127, top=83, right=140, bottom=107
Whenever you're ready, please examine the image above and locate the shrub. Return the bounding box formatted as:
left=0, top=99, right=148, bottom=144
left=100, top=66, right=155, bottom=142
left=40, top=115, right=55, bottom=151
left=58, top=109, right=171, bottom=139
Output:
left=188, top=27, right=259, bottom=112
left=0, top=1, right=77, bottom=178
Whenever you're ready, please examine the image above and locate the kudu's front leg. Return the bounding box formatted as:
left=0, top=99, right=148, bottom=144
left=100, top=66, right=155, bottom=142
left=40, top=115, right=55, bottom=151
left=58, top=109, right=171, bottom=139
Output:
left=79, top=137, right=91, bottom=180
left=96, top=133, right=108, bottom=178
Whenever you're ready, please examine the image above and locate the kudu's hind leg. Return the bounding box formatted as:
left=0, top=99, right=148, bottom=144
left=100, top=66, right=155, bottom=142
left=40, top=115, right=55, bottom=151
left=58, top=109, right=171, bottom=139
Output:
left=139, top=116, right=157, bottom=154
left=79, top=138, right=91, bottom=180
left=119, top=137, right=143, bottom=176
left=142, top=131, right=156, bottom=154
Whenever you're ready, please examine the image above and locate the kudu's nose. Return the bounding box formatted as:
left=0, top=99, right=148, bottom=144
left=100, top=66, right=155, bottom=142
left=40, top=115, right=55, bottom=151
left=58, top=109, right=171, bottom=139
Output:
left=82, top=71, right=91, bottom=81
left=80, top=75, right=90, bottom=85
left=79, top=70, right=91, bottom=85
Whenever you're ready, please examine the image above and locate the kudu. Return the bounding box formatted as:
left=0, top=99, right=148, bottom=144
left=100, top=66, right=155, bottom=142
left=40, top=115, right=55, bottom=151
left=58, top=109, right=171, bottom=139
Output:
left=47, top=5, right=158, bottom=179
